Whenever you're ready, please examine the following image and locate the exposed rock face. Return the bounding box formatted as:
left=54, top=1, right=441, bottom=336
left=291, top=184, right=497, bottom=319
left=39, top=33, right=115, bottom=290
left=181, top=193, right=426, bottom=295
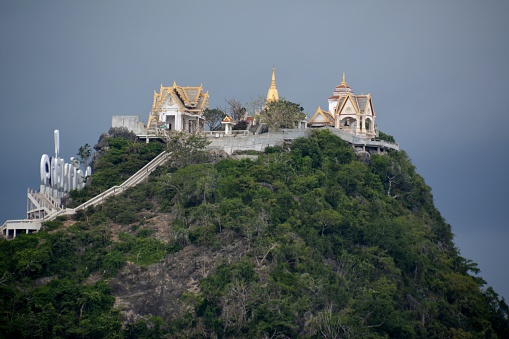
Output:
left=205, top=149, right=229, bottom=164
left=109, top=233, right=247, bottom=323
left=231, top=154, right=259, bottom=161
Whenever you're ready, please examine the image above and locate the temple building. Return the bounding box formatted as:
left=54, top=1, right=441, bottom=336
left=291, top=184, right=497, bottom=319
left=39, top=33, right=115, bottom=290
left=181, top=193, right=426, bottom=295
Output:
left=146, top=82, right=209, bottom=134
left=308, top=74, right=377, bottom=137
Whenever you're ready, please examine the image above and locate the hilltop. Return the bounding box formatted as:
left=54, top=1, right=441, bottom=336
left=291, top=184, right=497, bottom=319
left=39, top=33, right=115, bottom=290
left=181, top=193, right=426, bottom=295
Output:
left=0, top=129, right=507, bottom=338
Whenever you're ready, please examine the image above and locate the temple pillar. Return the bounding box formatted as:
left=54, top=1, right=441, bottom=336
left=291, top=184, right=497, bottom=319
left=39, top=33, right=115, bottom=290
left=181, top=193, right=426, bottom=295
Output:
left=175, top=114, right=179, bottom=131
left=224, top=123, right=232, bottom=135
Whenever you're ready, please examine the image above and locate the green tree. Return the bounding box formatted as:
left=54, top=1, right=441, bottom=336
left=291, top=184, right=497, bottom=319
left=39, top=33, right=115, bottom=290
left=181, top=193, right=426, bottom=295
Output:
left=378, top=131, right=396, bottom=143
left=260, top=99, right=306, bottom=131
left=169, top=164, right=218, bottom=207
left=203, top=108, right=225, bottom=131
left=77, top=143, right=92, bottom=167
left=162, top=130, right=211, bottom=170
left=311, top=209, right=342, bottom=236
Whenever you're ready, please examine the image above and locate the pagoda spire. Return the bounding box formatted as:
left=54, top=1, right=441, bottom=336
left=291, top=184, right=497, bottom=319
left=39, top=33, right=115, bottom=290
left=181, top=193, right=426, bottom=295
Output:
left=266, top=66, right=279, bottom=103
left=341, top=72, right=346, bottom=86
left=271, top=67, right=277, bottom=87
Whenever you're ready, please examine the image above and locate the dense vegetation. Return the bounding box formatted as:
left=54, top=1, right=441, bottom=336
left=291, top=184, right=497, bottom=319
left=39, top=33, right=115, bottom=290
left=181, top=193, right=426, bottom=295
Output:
left=0, top=129, right=507, bottom=338
left=67, top=127, right=165, bottom=207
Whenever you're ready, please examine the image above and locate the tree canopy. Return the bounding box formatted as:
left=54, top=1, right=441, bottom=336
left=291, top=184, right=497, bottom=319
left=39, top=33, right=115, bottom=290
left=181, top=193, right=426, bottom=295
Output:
left=203, top=107, right=225, bottom=131
left=77, top=143, right=92, bottom=167
left=1, top=129, right=507, bottom=338
left=225, top=98, right=246, bottom=122
left=260, top=98, right=306, bottom=131
left=162, top=130, right=211, bottom=170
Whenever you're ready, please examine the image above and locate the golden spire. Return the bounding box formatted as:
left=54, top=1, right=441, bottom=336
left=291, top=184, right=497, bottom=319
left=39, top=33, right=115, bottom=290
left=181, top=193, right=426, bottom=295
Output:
left=271, top=67, right=277, bottom=87
left=341, top=72, right=346, bottom=86
left=266, top=66, right=279, bottom=103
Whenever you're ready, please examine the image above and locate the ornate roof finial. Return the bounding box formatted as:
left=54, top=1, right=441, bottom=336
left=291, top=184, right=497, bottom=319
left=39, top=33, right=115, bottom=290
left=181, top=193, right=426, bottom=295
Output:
left=341, top=72, right=346, bottom=86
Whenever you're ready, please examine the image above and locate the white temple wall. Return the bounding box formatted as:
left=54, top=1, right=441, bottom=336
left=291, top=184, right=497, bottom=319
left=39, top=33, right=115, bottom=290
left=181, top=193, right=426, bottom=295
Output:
left=112, top=116, right=146, bottom=135
left=207, top=128, right=398, bottom=155
left=328, top=100, right=338, bottom=113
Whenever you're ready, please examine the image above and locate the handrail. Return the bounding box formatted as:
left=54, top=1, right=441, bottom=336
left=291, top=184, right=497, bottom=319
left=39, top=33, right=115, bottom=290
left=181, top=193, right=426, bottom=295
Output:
left=1, top=219, right=41, bottom=225
left=1, top=150, right=171, bottom=236
left=75, top=151, right=169, bottom=211
left=232, top=130, right=250, bottom=135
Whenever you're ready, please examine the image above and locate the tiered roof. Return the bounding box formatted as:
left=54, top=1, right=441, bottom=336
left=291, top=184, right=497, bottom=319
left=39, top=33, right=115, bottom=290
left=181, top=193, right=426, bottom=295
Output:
left=152, top=82, right=209, bottom=114
left=328, top=73, right=352, bottom=100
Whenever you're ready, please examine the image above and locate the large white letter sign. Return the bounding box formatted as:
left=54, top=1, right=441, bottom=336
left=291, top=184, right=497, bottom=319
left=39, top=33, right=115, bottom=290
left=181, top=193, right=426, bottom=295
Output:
left=38, top=129, right=92, bottom=194
left=40, top=154, right=51, bottom=186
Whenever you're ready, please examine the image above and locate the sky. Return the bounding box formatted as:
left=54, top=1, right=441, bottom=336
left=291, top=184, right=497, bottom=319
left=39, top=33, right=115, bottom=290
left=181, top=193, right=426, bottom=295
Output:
left=1, top=1, right=508, bottom=301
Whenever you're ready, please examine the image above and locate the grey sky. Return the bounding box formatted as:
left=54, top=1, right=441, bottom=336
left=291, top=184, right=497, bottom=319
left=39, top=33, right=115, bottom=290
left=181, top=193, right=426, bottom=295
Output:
left=1, top=1, right=508, bottom=300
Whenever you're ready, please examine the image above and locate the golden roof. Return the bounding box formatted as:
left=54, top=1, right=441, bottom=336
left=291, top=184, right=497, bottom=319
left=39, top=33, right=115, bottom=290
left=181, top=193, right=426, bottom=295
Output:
left=152, top=81, right=209, bottom=113
left=147, top=81, right=209, bottom=132
left=222, top=115, right=233, bottom=123
left=308, top=106, right=334, bottom=126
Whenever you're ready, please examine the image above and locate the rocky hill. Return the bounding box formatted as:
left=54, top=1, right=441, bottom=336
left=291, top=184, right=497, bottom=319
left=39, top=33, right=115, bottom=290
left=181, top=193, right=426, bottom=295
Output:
left=0, top=129, right=507, bottom=338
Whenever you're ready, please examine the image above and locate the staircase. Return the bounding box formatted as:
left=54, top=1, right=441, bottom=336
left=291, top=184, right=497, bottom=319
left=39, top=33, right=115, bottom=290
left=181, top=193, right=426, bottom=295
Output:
left=27, top=191, right=59, bottom=217
left=1, top=151, right=171, bottom=238
left=249, top=123, right=267, bottom=135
